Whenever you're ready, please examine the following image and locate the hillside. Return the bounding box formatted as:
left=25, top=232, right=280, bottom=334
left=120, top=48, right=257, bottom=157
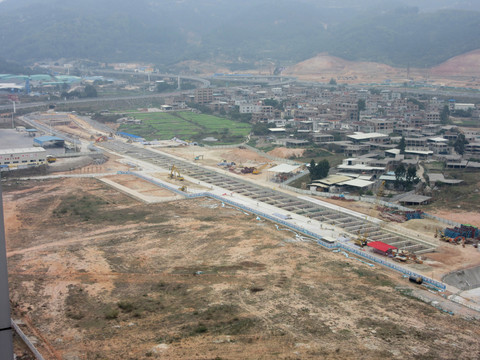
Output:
left=0, top=1, right=480, bottom=68
left=283, top=54, right=399, bottom=82
left=284, top=51, right=480, bottom=86
left=431, top=49, right=480, bottom=77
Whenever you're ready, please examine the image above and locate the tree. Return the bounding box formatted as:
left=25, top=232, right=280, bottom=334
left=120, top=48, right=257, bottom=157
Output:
left=251, top=123, right=270, bottom=136
left=308, top=159, right=316, bottom=179
left=156, top=82, right=176, bottom=93
left=406, top=166, right=417, bottom=184
left=84, top=84, right=97, bottom=98
left=317, top=159, right=330, bottom=179
left=454, top=133, right=469, bottom=155
left=357, top=99, right=366, bottom=112
left=407, top=98, right=425, bottom=110
left=329, top=78, right=337, bottom=85
left=398, top=136, right=406, bottom=155
left=440, top=105, right=450, bottom=125
left=308, top=159, right=330, bottom=181
left=263, top=98, right=279, bottom=108
left=394, top=163, right=406, bottom=188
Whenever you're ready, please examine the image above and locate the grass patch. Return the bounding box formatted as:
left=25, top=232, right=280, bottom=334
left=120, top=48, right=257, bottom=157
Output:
left=118, top=111, right=251, bottom=144
left=117, top=301, right=136, bottom=313
left=52, top=193, right=169, bottom=224
left=420, top=169, right=480, bottom=212
left=357, top=317, right=406, bottom=339
left=351, top=267, right=395, bottom=287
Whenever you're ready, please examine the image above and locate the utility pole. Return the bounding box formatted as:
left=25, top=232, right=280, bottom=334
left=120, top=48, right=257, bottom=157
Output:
left=0, top=175, right=14, bottom=359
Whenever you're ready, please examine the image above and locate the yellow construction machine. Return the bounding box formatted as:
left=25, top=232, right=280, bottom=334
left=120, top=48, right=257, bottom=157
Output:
left=46, top=155, right=56, bottom=163
left=252, top=163, right=269, bottom=175
left=169, top=165, right=184, bottom=181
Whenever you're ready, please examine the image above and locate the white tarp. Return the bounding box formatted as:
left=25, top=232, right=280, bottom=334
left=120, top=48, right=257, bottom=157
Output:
left=267, top=164, right=301, bottom=173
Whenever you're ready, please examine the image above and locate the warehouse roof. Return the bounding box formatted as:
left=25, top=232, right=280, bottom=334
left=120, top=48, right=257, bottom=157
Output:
left=33, top=136, right=64, bottom=143
left=339, top=178, right=374, bottom=188
left=314, top=175, right=352, bottom=185
left=398, top=194, right=432, bottom=205
left=308, top=182, right=329, bottom=188
left=347, top=132, right=388, bottom=141
left=0, top=147, right=46, bottom=155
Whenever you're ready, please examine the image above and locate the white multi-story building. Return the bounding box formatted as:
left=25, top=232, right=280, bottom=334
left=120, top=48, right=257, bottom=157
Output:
left=0, top=147, right=47, bottom=170
left=239, top=103, right=262, bottom=114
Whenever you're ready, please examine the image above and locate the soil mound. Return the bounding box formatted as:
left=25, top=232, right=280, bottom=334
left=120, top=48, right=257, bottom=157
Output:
left=431, top=49, right=480, bottom=77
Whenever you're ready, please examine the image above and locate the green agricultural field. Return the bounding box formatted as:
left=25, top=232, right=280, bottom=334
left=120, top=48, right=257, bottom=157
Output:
left=118, top=111, right=251, bottom=144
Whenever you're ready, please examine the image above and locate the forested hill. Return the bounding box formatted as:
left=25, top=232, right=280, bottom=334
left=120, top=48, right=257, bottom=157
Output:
left=1, top=0, right=480, bottom=68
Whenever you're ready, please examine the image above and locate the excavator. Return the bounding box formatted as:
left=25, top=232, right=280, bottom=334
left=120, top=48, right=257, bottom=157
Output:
left=169, top=165, right=184, bottom=181
left=252, top=163, right=269, bottom=175
left=96, top=135, right=108, bottom=142
left=354, top=231, right=368, bottom=248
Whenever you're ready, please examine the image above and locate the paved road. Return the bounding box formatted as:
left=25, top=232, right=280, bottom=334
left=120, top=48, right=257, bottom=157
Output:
left=0, top=91, right=190, bottom=112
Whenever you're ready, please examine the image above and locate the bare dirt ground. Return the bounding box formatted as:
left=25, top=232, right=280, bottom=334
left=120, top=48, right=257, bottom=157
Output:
left=4, top=177, right=480, bottom=359
left=428, top=210, right=480, bottom=228
left=103, top=174, right=180, bottom=198
left=157, top=146, right=277, bottom=184
left=317, top=196, right=480, bottom=279
left=267, top=147, right=305, bottom=159
left=283, top=53, right=480, bottom=88
left=160, top=146, right=270, bottom=166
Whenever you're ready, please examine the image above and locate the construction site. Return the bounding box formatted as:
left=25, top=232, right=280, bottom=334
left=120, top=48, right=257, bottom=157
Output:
left=3, top=111, right=480, bottom=359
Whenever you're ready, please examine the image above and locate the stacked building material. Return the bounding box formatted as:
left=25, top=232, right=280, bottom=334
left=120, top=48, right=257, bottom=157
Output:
left=405, top=210, right=423, bottom=221
left=444, top=224, right=479, bottom=239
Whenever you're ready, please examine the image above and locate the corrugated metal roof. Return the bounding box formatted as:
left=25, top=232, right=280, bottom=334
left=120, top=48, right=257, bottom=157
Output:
left=309, top=183, right=329, bottom=188
left=34, top=136, right=65, bottom=143
left=367, top=241, right=397, bottom=252
left=0, top=147, right=46, bottom=155
left=399, top=195, right=432, bottom=204
left=315, top=175, right=352, bottom=185
left=339, top=179, right=374, bottom=188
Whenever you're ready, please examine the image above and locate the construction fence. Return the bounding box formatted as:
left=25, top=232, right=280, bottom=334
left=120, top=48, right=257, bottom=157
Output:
left=119, top=171, right=447, bottom=291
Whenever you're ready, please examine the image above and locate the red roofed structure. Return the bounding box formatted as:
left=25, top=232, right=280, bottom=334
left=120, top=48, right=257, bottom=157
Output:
left=367, top=241, right=397, bottom=255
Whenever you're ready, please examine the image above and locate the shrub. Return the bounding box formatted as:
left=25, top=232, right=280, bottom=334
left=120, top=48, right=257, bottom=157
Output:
left=104, top=307, right=119, bottom=320
left=117, top=301, right=135, bottom=313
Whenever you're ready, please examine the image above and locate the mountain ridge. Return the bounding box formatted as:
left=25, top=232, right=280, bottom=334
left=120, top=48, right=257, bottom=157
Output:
left=1, top=1, right=480, bottom=68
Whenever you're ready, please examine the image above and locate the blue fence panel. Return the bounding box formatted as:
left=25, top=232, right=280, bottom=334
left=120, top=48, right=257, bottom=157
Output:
left=119, top=171, right=446, bottom=291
